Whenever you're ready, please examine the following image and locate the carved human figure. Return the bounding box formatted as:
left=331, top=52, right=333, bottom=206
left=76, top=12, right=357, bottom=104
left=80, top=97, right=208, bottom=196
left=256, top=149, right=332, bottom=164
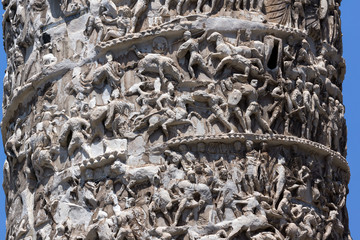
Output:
left=311, top=84, right=327, bottom=139
left=244, top=140, right=260, bottom=194
left=299, top=208, right=319, bottom=239
left=268, top=79, right=288, bottom=132
left=272, top=155, right=286, bottom=208
left=130, top=0, right=149, bottom=33
left=177, top=30, right=211, bottom=79
left=5, top=121, right=22, bottom=159
left=131, top=41, right=183, bottom=84
left=286, top=79, right=305, bottom=135
left=326, top=97, right=340, bottom=151
left=84, top=16, right=104, bottom=42
left=284, top=35, right=296, bottom=63
left=59, top=107, right=91, bottom=157
left=222, top=192, right=270, bottom=239
left=323, top=65, right=343, bottom=101
left=111, top=161, right=162, bottom=197
left=323, top=210, right=344, bottom=240
left=171, top=172, right=206, bottom=226
left=193, top=83, right=236, bottom=133
left=98, top=1, right=128, bottom=41
left=235, top=78, right=272, bottom=133
left=207, top=32, right=262, bottom=65
left=292, top=0, right=305, bottom=29
left=30, top=122, right=55, bottom=179
left=61, top=0, right=85, bottom=17
left=302, top=82, right=313, bottom=139
left=92, top=52, right=124, bottom=91
left=298, top=40, right=315, bottom=66
left=277, top=190, right=292, bottom=219
left=258, top=142, right=271, bottom=195
left=148, top=178, right=174, bottom=226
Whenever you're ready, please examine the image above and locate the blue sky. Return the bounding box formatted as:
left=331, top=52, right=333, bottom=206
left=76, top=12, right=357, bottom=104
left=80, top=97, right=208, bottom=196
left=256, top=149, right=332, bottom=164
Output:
left=0, top=1, right=359, bottom=238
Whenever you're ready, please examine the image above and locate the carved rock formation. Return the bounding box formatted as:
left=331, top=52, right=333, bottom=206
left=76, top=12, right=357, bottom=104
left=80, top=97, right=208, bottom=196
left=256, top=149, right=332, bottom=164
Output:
left=2, top=0, right=351, bottom=239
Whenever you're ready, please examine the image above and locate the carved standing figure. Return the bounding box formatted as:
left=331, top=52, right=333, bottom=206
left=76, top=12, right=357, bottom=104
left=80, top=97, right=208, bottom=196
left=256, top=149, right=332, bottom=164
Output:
left=177, top=30, right=212, bottom=79
left=59, top=107, right=91, bottom=157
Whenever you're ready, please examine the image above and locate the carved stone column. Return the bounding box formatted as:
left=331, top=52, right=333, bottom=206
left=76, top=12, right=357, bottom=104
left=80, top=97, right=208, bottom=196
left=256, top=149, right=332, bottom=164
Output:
left=2, top=0, right=351, bottom=239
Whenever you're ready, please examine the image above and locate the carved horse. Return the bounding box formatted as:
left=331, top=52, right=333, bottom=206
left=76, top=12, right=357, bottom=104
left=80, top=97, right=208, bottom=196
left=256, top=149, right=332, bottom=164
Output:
left=215, top=54, right=264, bottom=78
left=137, top=53, right=184, bottom=83
left=207, top=32, right=262, bottom=63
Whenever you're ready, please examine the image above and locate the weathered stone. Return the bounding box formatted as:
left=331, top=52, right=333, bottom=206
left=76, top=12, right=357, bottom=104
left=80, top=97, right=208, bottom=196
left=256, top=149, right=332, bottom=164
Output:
left=2, top=0, right=351, bottom=239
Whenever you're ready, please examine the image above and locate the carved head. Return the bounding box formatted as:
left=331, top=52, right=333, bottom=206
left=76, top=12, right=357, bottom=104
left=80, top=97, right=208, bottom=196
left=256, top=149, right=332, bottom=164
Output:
left=296, top=79, right=303, bottom=90
left=278, top=155, right=286, bottom=164
left=167, top=82, right=175, bottom=95
left=301, top=39, right=310, bottom=50
left=153, top=37, right=168, bottom=54
left=105, top=52, right=113, bottom=62
left=153, top=174, right=160, bottom=186
left=250, top=79, right=258, bottom=88
left=70, top=107, right=79, bottom=117
left=260, top=142, right=268, bottom=152
left=245, top=140, right=253, bottom=152
left=183, top=31, right=191, bottom=41
left=245, top=29, right=252, bottom=41
left=283, top=190, right=291, bottom=199
left=187, top=170, right=196, bottom=183
left=208, top=83, right=215, bottom=93
left=313, top=84, right=320, bottom=95
left=305, top=82, right=313, bottom=91
left=284, top=79, right=293, bottom=91
left=219, top=168, right=228, bottom=180
left=207, top=32, right=221, bottom=42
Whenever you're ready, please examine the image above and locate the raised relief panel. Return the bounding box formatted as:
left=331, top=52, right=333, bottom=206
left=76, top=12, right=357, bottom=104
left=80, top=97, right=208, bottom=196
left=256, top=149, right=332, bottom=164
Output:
left=2, top=0, right=351, bottom=239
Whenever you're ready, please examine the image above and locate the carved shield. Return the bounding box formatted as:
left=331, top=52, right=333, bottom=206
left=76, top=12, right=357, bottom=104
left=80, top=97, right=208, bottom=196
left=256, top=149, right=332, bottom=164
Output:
left=228, top=89, right=242, bottom=107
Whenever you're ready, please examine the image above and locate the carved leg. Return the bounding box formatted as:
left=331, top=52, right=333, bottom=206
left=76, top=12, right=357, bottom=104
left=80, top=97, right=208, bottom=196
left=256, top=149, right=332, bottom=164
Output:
left=127, top=180, right=137, bottom=197
left=256, top=112, right=273, bottom=134
left=244, top=108, right=253, bottom=133
left=188, top=64, right=196, bottom=79
left=177, top=0, right=186, bottom=15
left=234, top=107, right=246, bottom=132
left=217, top=113, right=235, bottom=133
left=206, top=114, right=216, bottom=133
left=173, top=198, right=187, bottom=226
left=198, top=58, right=212, bottom=78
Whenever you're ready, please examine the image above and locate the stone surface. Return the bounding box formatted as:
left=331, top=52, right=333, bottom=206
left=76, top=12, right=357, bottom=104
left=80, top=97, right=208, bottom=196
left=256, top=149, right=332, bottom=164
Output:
left=2, top=0, right=351, bottom=239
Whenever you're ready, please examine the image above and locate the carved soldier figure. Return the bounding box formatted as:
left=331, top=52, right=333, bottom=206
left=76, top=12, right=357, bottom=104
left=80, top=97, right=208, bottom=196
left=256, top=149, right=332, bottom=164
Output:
left=59, top=107, right=91, bottom=157
left=272, top=155, right=286, bottom=208
left=92, top=52, right=124, bottom=91
left=177, top=30, right=211, bottom=79
left=311, top=84, right=327, bottom=139
left=326, top=97, right=340, bottom=151
left=269, top=79, right=293, bottom=133
left=130, top=0, right=149, bottom=33
left=237, top=78, right=272, bottom=133
left=244, top=140, right=260, bottom=194
left=303, top=82, right=313, bottom=139
left=193, top=83, right=236, bottom=133
left=292, top=0, right=305, bottom=29
left=131, top=41, right=183, bottom=84
left=287, top=79, right=306, bottom=136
